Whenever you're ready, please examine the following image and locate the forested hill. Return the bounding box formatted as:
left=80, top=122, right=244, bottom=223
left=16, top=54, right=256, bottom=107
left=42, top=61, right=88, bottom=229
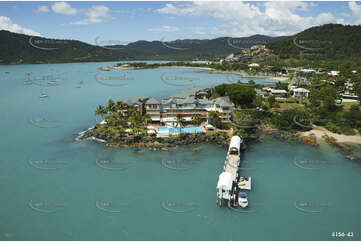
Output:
left=0, top=30, right=284, bottom=64
left=1, top=24, right=359, bottom=64
left=267, top=24, right=361, bottom=60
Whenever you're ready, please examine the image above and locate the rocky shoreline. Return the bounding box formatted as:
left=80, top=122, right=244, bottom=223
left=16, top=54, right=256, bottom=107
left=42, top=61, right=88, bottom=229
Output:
left=261, top=130, right=360, bottom=161
left=77, top=126, right=230, bottom=149
left=76, top=125, right=360, bottom=161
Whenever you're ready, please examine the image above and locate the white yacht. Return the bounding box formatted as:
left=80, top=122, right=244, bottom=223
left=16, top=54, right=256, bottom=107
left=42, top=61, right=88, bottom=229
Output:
left=238, top=192, right=248, bottom=208
left=40, top=93, right=48, bottom=98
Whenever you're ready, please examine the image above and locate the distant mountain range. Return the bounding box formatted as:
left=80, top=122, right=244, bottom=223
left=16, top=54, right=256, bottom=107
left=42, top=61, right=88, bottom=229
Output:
left=0, top=30, right=284, bottom=64
left=0, top=23, right=360, bottom=64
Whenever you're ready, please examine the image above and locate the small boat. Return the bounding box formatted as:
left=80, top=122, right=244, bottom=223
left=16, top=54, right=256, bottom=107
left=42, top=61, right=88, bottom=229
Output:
left=75, top=85, right=82, bottom=88
left=238, top=181, right=246, bottom=186
left=40, top=93, right=48, bottom=98
left=47, top=80, right=59, bottom=86
left=238, top=177, right=251, bottom=190
left=238, top=192, right=248, bottom=208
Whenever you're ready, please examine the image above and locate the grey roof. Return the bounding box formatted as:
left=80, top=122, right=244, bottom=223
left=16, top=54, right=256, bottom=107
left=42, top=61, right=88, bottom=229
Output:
left=178, top=96, right=197, bottom=104
left=213, top=97, right=233, bottom=107
left=255, top=89, right=267, bottom=95
left=169, top=86, right=210, bottom=99
left=122, top=96, right=149, bottom=106
left=146, top=97, right=161, bottom=104
left=161, top=98, right=176, bottom=105
left=198, top=99, right=212, bottom=105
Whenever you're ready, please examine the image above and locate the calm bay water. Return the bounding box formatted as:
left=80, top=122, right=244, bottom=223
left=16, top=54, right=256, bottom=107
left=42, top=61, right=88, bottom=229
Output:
left=0, top=61, right=360, bottom=240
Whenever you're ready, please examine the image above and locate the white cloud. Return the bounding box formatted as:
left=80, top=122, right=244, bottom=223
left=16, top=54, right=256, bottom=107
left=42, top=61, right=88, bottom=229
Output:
left=35, top=5, right=49, bottom=13
left=313, top=12, right=344, bottom=25
left=148, top=25, right=180, bottom=32
left=74, top=5, right=113, bottom=25
left=51, top=2, right=77, bottom=15
left=349, top=1, right=361, bottom=24
left=155, top=2, right=347, bottom=37
left=190, top=26, right=206, bottom=35
left=0, top=16, right=42, bottom=36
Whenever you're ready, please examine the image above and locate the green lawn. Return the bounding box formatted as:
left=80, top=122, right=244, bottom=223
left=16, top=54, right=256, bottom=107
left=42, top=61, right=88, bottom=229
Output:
left=337, top=100, right=361, bottom=111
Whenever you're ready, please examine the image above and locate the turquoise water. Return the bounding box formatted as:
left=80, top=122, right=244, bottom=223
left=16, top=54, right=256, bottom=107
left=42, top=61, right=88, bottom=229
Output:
left=158, top=126, right=203, bottom=134
left=0, top=62, right=360, bottom=240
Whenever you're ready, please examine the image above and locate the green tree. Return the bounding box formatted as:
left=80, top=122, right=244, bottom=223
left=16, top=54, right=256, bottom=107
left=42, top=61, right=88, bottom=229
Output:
left=268, top=95, right=276, bottom=108
left=227, top=85, right=256, bottom=107
left=252, top=95, right=263, bottom=108
left=176, top=114, right=185, bottom=128
left=107, top=99, right=116, bottom=113
left=208, top=111, right=225, bottom=129
left=95, top=105, right=107, bottom=119
left=191, top=114, right=202, bottom=125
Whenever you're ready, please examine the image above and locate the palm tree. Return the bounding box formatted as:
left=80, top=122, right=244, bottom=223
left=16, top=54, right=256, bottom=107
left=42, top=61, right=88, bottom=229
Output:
left=95, top=105, right=107, bottom=123
left=107, top=99, right=116, bottom=113
left=191, top=114, right=202, bottom=125
left=143, top=114, right=152, bottom=126
left=176, top=114, right=185, bottom=128
left=116, top=101, right=125, bottom=110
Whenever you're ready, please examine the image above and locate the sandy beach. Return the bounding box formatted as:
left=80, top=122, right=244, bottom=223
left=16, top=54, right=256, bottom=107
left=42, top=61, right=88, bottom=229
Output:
left=202, top=69, right=289, bottom=82
left=299, top=125, right=361, bottom=145
left=99, top=64, right=289, bottom=82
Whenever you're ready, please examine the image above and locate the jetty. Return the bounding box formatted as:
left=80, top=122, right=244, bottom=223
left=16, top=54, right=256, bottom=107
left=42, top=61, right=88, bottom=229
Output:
left=216, top=135, right=252, bottom=208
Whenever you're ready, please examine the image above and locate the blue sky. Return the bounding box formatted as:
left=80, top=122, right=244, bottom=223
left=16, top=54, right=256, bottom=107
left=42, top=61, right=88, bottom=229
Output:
left=0, top=1, right=360, bottom=45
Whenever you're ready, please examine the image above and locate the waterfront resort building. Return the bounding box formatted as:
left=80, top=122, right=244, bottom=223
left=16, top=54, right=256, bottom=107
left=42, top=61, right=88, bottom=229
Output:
left=144, top=86, right=234, bottom=126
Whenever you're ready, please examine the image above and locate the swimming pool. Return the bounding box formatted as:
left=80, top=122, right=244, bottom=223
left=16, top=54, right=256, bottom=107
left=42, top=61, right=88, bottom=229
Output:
left=158, top=126, right=204, bottom=134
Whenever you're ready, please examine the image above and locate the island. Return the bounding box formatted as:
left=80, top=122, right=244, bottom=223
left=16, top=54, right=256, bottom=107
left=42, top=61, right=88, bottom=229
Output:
left=79, top=73, right=361, bottom=161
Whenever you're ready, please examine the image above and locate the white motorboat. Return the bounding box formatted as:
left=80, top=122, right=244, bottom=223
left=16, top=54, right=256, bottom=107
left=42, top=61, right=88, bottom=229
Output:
left=238, top=192, right=248, bottom=208
left=40, top=93, right=48, bottom=98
